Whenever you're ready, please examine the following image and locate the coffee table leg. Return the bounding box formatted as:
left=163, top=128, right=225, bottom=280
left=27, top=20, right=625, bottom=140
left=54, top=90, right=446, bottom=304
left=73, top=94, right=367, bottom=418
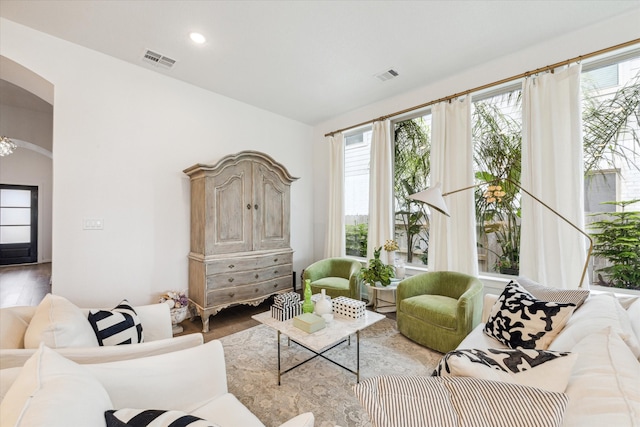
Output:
left=356, top=330, right=360, bottom=383
left=277, top=330, right=282, bottom=386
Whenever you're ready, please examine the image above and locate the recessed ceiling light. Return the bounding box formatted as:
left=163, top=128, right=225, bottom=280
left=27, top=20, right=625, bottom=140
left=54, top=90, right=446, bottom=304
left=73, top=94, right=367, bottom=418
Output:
left=189, top=32, right=206, bottom=44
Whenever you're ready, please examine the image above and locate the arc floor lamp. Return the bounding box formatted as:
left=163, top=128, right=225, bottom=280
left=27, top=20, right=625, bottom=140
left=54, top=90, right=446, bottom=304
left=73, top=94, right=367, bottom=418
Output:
left=408, top=178, right=593, bottom=288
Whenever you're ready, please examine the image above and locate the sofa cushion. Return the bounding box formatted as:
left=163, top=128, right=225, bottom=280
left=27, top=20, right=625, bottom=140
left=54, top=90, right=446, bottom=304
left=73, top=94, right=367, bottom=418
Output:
left=88, top=300, right=144, bottom=346
left=515, top=277, right=590, bottom=309
left=433, top=348, right=577, bottom=392
left=548, top=293, right=640, bottom=358
left=0, top=344, right=113, bottom=427
left=353, top=375, right=568, bottom=427
left=0, top=308, right=31, bottom=349
left=484, top=281, right=576, bottom=349
left=105, top=408, right=219, bottom=427
left=400, top=295, right=458, bottom=329
left=562, top=326, right=640, bottom=426
left=24, top=294, right=99, bottom=349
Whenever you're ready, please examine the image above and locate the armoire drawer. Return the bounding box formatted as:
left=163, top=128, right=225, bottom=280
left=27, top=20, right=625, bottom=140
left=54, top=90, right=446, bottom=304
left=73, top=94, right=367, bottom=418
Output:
left=205, top=251, right=293, bottom=275
left=206, top=276, right=292, bottom=307
left=206, top=264, right=292, bottom=290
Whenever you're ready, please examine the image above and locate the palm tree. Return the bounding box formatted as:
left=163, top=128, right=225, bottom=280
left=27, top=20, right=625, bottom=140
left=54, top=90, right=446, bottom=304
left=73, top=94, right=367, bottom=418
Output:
left=394, top=118, right=431, bottom=264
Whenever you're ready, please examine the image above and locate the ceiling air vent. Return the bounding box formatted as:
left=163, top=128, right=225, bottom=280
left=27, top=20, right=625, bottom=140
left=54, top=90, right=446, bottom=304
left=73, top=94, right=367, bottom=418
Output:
left=142, top=49, right=177, bottom=69
left=375, top=69, right=399, bottom=82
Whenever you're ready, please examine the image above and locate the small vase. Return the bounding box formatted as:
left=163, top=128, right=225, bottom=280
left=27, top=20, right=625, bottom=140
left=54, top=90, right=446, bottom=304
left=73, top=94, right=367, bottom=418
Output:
left=315, top=289, right=333, bottom=315
left=302, top=279, right=315, bottom=314
left=387, top=251, right=396, bottom=265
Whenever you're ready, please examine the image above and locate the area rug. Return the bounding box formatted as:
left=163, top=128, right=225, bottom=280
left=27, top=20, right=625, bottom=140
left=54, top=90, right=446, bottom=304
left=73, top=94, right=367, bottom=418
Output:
left=219, top=317, right=443, bottom=427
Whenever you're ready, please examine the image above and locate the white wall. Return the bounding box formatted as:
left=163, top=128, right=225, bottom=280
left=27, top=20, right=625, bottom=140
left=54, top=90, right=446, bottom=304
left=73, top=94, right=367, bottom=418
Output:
left=0, top=18, right=315, bottom=307
left=311, top=11, right=640, bottom=262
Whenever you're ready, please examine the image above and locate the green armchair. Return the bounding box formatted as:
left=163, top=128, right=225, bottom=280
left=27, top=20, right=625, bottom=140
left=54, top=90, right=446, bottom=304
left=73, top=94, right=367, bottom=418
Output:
left=396, top=271, right=483, bottom=353
left=302, top=258, right=363, bottom=300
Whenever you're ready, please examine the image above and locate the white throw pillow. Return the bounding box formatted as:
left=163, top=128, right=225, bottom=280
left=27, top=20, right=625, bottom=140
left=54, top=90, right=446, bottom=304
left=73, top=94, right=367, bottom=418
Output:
left=484, top=281, right=576, bottom=350
left=433, top=348, right=578, bottom=392
left=0, top=344, right=113, bottom=427
left=23, top=294, right=99, bottom=348
left=549, top=293, right=640, bottom=358
left=562, top=327, right=640, bottom=426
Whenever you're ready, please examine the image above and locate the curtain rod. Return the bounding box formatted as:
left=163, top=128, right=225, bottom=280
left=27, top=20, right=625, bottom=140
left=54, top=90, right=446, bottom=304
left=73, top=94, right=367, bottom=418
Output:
left=325, top=38, right=640, bottom=137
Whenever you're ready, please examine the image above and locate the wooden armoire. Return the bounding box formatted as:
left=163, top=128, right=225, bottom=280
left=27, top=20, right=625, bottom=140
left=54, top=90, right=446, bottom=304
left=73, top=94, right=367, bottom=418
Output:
left=183, top=151, right=298, bottom=332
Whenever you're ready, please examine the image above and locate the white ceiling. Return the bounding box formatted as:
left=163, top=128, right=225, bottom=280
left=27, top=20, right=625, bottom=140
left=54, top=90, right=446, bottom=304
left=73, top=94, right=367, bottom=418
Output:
left=1, top=0, right=639, bottom=125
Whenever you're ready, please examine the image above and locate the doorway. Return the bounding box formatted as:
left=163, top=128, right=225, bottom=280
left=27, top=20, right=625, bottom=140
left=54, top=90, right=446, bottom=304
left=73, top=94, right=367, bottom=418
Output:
left=0, top=184, right=38, bottom=265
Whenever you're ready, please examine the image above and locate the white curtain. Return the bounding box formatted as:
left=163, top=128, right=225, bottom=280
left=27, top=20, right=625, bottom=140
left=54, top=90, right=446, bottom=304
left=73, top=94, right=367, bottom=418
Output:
left=428, top=98, right=478, bottom=275
left=520, top=64, right=587, bottom=289
left=324, top=133, right=346, bottom=258
left=367, top=120, right=394, bottom=260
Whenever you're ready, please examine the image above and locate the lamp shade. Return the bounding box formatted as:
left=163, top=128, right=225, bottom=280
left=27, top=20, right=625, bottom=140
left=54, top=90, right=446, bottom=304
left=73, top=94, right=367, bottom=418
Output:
left=408, top=182, right=451, bottom=216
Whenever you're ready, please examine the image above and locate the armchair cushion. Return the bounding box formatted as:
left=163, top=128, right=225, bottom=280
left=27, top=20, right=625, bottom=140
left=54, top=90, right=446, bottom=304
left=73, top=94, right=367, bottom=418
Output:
left=303, top=258, right=362, bottom=300
left=396, top=271, right=483, bottom=353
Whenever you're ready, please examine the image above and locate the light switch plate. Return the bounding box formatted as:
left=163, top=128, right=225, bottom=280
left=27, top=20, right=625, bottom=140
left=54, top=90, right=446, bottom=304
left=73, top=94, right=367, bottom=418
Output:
left=83, top=218, right=104, bottom=230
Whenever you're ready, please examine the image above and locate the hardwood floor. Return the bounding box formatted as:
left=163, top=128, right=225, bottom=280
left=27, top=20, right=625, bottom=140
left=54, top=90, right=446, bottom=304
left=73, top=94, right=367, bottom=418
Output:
left=0, top=263, right=51, bottom=308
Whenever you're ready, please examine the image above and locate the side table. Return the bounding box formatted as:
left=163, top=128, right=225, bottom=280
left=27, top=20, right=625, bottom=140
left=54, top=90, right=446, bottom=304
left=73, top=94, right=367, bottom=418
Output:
left=365, top=281, right=399, bottom=313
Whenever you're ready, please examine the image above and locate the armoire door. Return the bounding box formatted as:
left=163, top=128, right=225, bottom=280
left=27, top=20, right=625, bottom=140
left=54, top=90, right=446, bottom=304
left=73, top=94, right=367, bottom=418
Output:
left=208, top=161, right=253, bottom=254
left=252, top=161, right=290, bottom=251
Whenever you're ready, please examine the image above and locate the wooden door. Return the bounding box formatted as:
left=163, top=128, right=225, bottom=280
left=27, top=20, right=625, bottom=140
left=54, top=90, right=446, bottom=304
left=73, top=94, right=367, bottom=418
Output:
left=252, top=162, right=290, bottom=251
left=207, top=161, right=253, bottom=254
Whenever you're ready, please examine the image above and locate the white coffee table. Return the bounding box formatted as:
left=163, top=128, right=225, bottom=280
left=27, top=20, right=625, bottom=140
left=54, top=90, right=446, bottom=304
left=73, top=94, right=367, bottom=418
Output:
left=252, top=310, right=385, bottom=385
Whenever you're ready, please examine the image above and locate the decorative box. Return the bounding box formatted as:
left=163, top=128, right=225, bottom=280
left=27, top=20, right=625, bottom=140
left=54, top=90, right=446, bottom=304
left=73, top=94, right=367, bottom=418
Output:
left=271, top=292, right=302, bottom=321
left=293, top=313, right=326, bottom=333
left=332, top=296, right=366, bottom=319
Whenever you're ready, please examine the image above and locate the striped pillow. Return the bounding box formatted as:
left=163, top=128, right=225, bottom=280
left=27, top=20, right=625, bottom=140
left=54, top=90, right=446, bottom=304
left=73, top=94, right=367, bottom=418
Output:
left=353, top=376, right=568, bottom=427
left=515, top=277, right=590, bottom=309
left=88, top=300, right=144, bottom=346
left=105, top=409, right=219, bottom=427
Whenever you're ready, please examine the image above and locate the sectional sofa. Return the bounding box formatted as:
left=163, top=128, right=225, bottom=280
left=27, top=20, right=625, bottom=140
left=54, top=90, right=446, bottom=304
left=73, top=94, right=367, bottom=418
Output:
left=354, top=280, right=640, bottom=427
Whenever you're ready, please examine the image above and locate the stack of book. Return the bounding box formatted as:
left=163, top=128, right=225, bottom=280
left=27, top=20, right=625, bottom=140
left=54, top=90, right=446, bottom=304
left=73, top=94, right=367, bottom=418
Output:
left=271, top=292, right=302, bottom=321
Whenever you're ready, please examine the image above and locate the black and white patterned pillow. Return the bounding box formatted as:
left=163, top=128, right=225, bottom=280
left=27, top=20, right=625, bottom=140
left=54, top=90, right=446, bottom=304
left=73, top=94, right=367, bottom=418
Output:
left=105, top=409, right=219, bottom=427
left=88, top=300, right=144, bottom=346
left=484, top=281, right=576, bottom=349
left=432, top=348, right=577, bottom=392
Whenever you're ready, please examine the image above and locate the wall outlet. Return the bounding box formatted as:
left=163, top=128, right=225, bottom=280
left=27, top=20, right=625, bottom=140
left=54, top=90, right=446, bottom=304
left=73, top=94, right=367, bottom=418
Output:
left=83, top=218, right=104, bottom=230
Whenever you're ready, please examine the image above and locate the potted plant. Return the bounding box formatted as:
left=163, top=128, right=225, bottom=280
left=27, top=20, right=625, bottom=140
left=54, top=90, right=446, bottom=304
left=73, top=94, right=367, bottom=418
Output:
left=359, top=246, right=395, bottom=287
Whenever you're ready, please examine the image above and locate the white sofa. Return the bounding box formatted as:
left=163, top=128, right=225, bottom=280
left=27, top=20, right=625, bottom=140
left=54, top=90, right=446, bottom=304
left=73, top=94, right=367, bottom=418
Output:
left=0, top=294, right=203, bottom=369
left=354, top=286, right=640, bottom=427
left=0, top=340, right=315, bottom=427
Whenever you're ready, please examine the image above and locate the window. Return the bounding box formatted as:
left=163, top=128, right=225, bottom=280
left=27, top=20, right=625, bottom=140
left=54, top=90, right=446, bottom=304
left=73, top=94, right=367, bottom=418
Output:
left=472, top=89, right=523, bottom=275
left=343, top=49, right=640, bottom=286
left=344, top=128, right=372, bottom=257
left=393, top=113, right=432, bottom=267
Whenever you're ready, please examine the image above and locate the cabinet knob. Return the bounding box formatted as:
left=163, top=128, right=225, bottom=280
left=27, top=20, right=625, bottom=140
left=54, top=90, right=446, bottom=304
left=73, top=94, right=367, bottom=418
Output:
left=246, top=204, right=251, bottom=210
left=228, top=264, right=235, bottom=269
left=228, top=293, right=235, bottom=298
left=254, top=288, right=259, bottom=293
left=228, top=278, right=234, bottom=283
left=274, top=270, right=278, bottom=274
left=273, top=283, right=278, bottom=288
left=254, top=204, right=258, bottom=210
left=254, top=274, right=259, bottom=279
left=274, top=258, right=278, bottom=262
